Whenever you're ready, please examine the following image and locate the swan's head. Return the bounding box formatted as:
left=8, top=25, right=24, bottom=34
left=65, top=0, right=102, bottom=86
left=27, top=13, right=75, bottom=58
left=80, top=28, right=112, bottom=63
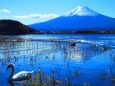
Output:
left=6, top=63, right=14, bottom=71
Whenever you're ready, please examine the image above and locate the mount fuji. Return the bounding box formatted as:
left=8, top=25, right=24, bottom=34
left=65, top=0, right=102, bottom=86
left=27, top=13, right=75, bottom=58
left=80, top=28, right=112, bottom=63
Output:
left=29, top=6, right=115, bottom=33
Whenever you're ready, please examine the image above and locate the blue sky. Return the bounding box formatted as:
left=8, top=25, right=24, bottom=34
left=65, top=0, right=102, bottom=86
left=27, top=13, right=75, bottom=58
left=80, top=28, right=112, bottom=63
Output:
left=0, top=0, right=115, bottom=24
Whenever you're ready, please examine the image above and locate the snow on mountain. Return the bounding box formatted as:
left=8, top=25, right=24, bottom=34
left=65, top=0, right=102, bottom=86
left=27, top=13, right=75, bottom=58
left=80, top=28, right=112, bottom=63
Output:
left=29, top=6, right=115, bottom=32
left=65, top=6, right=99, bottom=16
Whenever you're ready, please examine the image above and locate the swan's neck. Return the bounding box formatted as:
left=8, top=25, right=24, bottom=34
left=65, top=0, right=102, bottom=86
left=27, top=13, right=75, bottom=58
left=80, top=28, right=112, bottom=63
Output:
left=9, top=65, right=15, bottom=79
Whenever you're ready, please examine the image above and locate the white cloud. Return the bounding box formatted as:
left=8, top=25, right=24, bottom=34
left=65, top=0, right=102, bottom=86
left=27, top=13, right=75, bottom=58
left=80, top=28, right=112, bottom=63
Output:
left=0, top=9, right=10, bottom=13
left=15, top=14, right=59, bottom=19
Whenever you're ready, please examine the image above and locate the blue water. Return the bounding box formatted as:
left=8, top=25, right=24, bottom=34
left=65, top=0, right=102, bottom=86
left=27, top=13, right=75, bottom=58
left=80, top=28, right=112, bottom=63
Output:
left=0, top=34, right=115, bottom=86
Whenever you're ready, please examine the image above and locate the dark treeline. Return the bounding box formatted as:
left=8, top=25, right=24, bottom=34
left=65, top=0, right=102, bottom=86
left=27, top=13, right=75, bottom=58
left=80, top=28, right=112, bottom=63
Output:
left=40, top=30, right=115, bottom=34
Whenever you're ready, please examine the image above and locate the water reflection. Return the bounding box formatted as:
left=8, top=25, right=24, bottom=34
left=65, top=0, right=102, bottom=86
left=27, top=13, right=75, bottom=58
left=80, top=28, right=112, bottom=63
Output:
left=0, top=34, right=115, bottom=86
left=8, top=81, right=14, bottom=86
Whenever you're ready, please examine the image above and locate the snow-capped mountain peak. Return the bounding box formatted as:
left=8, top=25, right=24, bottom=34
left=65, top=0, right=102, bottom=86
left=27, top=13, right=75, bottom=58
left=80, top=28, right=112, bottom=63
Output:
left=65, top=6, right=99, bottom=16
left=30, top=6, right=115, bottom=32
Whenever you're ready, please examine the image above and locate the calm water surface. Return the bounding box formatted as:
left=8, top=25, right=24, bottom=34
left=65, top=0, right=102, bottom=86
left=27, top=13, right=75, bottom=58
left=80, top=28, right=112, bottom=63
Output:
left=0, top=34, right=115, bottom=86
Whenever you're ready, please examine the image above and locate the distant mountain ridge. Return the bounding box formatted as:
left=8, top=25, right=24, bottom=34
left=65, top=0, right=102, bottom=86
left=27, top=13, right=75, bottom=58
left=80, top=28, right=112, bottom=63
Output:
left=29, top=6, right=115, bottom=33
left=0, top=20, right=40, bottom=35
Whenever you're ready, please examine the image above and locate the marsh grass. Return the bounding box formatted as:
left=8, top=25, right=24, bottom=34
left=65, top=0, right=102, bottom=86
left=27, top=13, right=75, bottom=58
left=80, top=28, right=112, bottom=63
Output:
left=21, top=69, right=61, bottom=86
left=0, top=37, right=114, bottom=86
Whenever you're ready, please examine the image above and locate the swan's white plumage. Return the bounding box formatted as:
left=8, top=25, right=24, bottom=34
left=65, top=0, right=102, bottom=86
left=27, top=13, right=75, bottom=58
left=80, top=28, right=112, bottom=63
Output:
left=6, top=63, right=34, bottom=81
left=11, top=71, right=33, bottom=81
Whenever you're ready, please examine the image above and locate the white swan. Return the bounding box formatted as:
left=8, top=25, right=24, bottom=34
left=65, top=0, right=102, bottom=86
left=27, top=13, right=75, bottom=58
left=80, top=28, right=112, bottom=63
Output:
left=6, top=63, right=34, bottom=81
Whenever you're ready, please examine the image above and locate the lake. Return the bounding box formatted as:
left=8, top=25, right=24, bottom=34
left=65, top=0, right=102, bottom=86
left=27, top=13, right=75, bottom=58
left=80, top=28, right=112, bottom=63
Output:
left=0, top=34, right=115, bottom=86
